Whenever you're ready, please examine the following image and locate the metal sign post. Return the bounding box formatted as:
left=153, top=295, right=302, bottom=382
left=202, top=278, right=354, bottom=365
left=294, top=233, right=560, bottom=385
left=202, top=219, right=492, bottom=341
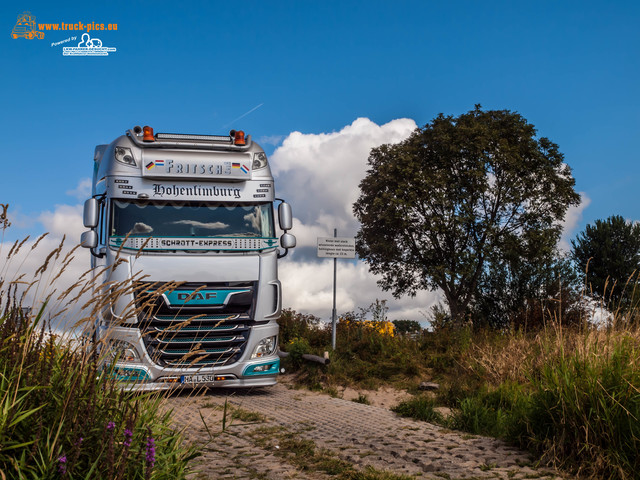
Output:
left=317, top=231, right=356, bottom=350
left=332, top=232, right=337, bottom=350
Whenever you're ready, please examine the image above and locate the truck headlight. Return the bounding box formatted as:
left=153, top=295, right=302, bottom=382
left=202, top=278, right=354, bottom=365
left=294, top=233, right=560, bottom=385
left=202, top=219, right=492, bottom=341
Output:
left=251, top=335, right=277, bottom=359
left=253, top=152, right=268, bottom=170
left=106, top=339, right=141, bottom=363
left=114, top=146, right=137, bottom=167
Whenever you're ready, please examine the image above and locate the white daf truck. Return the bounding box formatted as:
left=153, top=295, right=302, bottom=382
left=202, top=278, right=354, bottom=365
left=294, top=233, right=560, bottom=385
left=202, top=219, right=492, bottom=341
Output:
left=80, top=125, right=295, bottom=389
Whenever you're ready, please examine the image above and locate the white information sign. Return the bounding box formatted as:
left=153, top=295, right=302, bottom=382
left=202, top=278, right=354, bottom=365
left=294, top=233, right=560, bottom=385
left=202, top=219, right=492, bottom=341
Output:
left=317, top=237, right=356, bottom=258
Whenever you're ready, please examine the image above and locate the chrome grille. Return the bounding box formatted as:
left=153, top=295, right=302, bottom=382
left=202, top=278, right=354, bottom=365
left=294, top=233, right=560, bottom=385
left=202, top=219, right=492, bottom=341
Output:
left=136, top=283, right=255, bottom=368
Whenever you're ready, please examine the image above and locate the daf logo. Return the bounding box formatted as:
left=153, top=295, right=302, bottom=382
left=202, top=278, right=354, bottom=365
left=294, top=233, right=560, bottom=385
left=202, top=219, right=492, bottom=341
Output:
left=177, top=292, right=217, bottom=301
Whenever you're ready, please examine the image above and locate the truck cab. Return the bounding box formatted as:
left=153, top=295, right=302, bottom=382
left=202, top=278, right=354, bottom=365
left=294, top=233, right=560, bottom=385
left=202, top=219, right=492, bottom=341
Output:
left=81, top=126, right=295, bottom=390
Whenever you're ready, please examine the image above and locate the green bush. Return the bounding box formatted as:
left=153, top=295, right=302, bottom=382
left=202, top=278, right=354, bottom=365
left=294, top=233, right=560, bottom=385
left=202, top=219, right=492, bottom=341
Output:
left=277, top=309, right=329, bottom=348
left=392, top=395, right=443, bottom=424
left=285, top=336, right=312, bottom=369
left=329, top=324, right=425, bottom=389
left=446, top=382, right=530, bottom=443
left=277, top=309, right=312, bottom=344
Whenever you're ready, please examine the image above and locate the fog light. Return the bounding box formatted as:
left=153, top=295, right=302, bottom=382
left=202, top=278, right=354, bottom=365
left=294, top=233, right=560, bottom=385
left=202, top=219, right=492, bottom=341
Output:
left=243, top=360, right=280, bottom=376
left=111, top=366, right=149, bottom=382
left=251, top=335, right=277, bottom=359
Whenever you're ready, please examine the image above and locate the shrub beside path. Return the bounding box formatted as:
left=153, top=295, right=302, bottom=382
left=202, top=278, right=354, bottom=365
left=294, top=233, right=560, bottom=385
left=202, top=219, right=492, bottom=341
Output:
left=166, top=378, right=565, bottom=480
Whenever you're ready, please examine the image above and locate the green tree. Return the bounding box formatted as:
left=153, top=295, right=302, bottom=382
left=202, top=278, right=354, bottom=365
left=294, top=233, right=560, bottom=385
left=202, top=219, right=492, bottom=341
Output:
left=353, top=106, right=580, bottom=324
left=571, top=215, right=640, bottom=306
left=474, top=249, right=583, bottom=328
left=392, top=319, right=422, bottom=335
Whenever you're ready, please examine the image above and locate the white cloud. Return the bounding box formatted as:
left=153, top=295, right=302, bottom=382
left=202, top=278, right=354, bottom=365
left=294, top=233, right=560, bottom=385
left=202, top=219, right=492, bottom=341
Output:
left=270, top=117, right=441, bottom=324
left=38, top=204, right=85, bottom=242
left=271, top=117, right=417, bottom=245
left=0, top=203, right=93, bottom=336
left=66, top=178, right=92, bottom=201
left=256, top=135, right=284, bottom=147
left=559, top=192, right=591, bottom=252
left=1, top=239, right=90, bottom=335
left=279, top=259, right=441, bottom=324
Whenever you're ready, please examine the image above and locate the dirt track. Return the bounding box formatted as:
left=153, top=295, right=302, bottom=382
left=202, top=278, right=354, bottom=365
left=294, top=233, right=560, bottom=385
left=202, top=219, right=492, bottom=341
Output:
left=166, top=378, right=565, bottom=480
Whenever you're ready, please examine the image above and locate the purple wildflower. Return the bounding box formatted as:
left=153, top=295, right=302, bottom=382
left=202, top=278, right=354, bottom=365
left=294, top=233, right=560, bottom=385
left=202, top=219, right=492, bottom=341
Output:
left=123, top=428, right=133, bottom=448
left=58, top=455, right=67, bottom=475
left=106, top=421, right=115, bottom=431
left=145, top=436, right=156, bottom=468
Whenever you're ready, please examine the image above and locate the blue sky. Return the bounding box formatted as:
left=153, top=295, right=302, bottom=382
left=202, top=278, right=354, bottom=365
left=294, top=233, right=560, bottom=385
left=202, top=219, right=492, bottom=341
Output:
left=1, top=1, right=638, bottom=321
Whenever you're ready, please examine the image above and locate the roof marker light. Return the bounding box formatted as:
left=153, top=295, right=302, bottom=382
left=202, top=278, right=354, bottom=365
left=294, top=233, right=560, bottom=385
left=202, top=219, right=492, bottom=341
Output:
left=234, top=130, right=246, bottom=146
left=143, top=126, right=155, bottom=142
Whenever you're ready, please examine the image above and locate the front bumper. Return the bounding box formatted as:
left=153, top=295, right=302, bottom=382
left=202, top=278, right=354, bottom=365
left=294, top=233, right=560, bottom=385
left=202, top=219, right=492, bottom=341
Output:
left=110, top=358, right=280, bottom=391
left=101, top=323, right=280, bottom=390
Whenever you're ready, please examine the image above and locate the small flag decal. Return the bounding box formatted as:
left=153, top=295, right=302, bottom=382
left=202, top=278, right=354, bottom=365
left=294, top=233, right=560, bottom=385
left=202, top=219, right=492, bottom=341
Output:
left=232, top=163, right=240, bottom=168
left=145, top=162, right=155, bottom=170
left=155, top=160, right=165, bottom=167
left=240, top=164, right=249, bottom=174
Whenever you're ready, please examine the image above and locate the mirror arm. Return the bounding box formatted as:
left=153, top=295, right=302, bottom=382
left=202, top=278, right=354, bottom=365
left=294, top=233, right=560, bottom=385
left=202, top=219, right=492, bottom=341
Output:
left=277, top=248, right=289, bottom=259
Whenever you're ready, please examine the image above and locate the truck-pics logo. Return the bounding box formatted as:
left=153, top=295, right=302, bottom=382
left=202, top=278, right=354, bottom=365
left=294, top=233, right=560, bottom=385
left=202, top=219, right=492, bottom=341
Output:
left=11, top=11, right=118, bottom=57
left=11, top=11, right=44, bottom=39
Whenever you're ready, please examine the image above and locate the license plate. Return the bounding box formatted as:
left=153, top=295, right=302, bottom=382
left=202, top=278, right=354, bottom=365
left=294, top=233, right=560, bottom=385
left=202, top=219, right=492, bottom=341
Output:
left=180, top=374, right=215, bottom=384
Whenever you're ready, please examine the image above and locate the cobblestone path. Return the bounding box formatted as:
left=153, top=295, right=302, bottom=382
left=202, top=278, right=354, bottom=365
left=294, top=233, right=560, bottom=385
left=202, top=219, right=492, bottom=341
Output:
left=166, top=381, right=564, bottom=480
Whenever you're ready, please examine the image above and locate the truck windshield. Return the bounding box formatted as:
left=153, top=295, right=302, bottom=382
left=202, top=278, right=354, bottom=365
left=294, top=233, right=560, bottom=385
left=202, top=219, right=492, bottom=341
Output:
left=111, top=200, right=274, bottom=238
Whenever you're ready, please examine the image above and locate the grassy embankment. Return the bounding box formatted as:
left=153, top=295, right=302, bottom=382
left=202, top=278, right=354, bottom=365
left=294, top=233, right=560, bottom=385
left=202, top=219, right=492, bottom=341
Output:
left=278, top=301, right=640, bottom=480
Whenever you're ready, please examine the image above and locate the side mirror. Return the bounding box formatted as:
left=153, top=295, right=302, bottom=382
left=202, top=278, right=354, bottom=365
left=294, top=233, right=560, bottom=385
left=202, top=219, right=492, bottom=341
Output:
left=278, top=202, right=293, bottom=231
left=280, top=233, right=296, bottom=249
left=83, top=198, right=99, bottom=228
left=80, top=230, right=98, bottom=249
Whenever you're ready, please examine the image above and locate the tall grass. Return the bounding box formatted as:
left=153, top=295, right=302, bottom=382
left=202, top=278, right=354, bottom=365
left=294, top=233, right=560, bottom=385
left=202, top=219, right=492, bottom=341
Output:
left=0, top=216, right=199, bottom=479
left=525, top=326, right=640, bottom=478
left=0, top=298, right=198, bottom=479
left=433, top=322, right=640, bottom=479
